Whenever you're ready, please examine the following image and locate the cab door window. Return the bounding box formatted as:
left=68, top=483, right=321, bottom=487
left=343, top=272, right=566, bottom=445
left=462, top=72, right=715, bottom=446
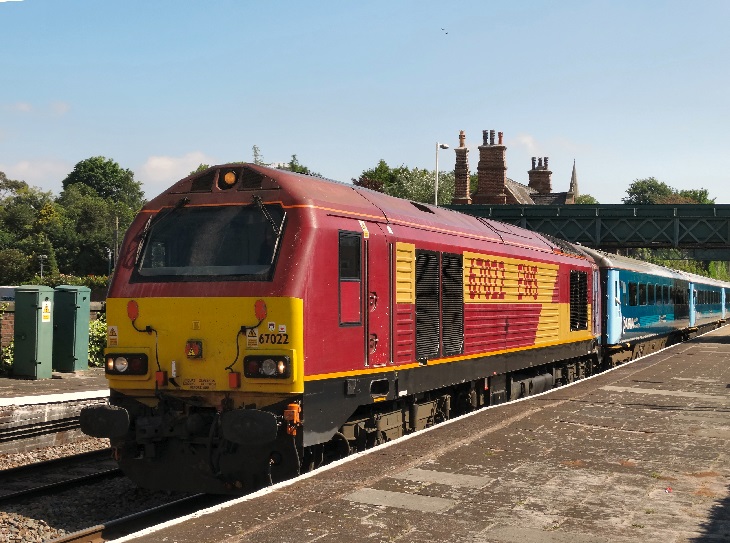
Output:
left=339, top=232, right=362, bottom=325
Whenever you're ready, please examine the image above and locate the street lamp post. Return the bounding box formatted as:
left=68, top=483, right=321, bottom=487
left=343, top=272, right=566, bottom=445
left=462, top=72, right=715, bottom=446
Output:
left=435, top=142, right=450, bottom=206
left=38, top=254, right=48, bottom=279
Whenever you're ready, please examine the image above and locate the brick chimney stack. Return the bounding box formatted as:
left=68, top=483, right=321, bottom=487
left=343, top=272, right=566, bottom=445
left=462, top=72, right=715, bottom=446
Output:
left=472, top=129, right=507, bottom=204
left=528, top=156, right=552, bottom=194
left=452, top=130, right=471, bottom=205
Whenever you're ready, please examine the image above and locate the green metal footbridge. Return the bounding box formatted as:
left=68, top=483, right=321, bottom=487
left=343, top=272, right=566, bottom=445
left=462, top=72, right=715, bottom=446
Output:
left=447, top=204, right=730, bottom=260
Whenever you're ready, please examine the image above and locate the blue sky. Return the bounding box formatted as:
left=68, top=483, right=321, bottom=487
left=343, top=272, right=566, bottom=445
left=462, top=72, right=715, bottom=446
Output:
left=2, top=0, right=729, bottom=203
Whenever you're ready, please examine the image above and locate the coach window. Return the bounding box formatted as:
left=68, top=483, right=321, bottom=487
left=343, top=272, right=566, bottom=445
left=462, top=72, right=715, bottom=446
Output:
left=620, top=281, right=627, bottom=305
left=639, top=283, right=647, bottom=306
left=628, top=282, right=638, bottom=306
left=648, top=284, right=655, bottom=305
left=339, top=231, right=362, bottom=325
left=662, top=285, right=669, bottom=304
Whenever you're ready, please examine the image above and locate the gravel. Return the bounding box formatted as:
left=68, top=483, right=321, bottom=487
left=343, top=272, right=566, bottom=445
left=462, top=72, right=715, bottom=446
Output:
left=0, top=438, right=191, bottom=542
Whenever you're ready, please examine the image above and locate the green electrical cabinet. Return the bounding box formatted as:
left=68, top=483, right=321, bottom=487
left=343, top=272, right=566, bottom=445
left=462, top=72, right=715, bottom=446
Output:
left=13, top=285, right=55, bottom=379
left=52, top=285, right=91, bottom=372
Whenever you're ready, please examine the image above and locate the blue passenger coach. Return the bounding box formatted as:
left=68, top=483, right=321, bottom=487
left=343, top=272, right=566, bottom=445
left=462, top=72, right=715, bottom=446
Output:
left=581, top=248, right=727, bottom=365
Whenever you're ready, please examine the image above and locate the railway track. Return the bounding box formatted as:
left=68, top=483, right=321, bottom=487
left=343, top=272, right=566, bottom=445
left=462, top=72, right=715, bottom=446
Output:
left=0, top=448, right=121, bottom=503
left=50, top=494, right=229, bottom=543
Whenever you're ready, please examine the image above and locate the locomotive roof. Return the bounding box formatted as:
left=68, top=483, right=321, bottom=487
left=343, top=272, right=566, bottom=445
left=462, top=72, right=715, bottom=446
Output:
left=152, top=163, right=592, bottom=260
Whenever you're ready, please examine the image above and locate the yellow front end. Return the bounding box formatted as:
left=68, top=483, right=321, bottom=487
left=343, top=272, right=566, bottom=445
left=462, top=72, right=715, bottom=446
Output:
left=104, top=296, right=304, bottom=405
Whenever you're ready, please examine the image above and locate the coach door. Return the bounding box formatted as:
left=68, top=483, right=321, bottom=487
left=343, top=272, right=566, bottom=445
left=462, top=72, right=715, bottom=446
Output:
left=364, top=222, right=390, bottom=367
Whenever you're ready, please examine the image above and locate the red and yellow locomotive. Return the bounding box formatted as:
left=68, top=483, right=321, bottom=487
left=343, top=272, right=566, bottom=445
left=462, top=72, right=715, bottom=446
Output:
left=82, top=164, right=600, bottom=493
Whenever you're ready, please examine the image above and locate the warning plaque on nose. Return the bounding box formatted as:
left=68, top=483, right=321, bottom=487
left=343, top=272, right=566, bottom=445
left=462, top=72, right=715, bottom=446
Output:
left=246, top=328, right=259, bottom=348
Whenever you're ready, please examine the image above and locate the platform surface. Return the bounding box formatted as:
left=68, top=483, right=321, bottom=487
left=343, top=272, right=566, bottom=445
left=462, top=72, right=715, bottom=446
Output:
left=125, top=330, right=730, bottom=542
left=0, top=367, right=108, bottom=405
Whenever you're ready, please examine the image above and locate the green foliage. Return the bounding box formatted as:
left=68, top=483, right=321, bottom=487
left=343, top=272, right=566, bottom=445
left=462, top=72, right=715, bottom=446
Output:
left=26, top=273, right=109, bottom=290
left=0, top=339, right=12, bottom=375
left=622, top=178, right=674, bottom=205
left=575, top=194, right=600, bottom=204
left=677, top=188, right=714, bottom=204
left=252, top=145, right=266, bottom=165
left=627, top=248, right=730, bottom=280
left=189, top=164, right=210, bottom=176
left=0, top=302, right=11, bottom=375
left=354, top=160, right=455, bottom=205
left=62, top=156, right=145, bottom=210
left=88, top=313, right=107, bottom=367
left=623, top=178, right=715, bottom=205
left=0, top=248, right=32, bottom=284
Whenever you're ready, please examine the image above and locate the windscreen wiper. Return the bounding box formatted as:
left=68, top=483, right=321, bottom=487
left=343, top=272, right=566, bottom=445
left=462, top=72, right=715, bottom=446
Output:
left=253, top=195, right=281, bottom=236
left=135, top=197, right=189, bottom=265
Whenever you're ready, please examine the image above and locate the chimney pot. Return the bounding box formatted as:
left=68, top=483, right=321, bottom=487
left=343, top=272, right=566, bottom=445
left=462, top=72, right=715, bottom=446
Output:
left=538, top=157, right=543, bottom=168
left=544, top=157, right=549, bottom=169
left=531, top=157, right=536, bottom=170
left=498, top=132, right=503, bottom=145
left=459, top=130, right=466, bottom=148
left=490, top=130, right=495, bottom=146
left=482, top=130, right=489, bottom=146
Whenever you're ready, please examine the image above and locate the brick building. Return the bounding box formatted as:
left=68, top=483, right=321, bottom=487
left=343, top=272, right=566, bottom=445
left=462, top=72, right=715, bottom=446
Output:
left=452, top=129, right=579, bottom=205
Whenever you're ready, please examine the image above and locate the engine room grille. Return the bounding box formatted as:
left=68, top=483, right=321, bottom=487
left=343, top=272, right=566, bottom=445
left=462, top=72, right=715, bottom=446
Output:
left=570, top=270, right=588, bottom=331
left=441, top=253, right=464, bottom=356
left=416, top=250, right=440, bottom=360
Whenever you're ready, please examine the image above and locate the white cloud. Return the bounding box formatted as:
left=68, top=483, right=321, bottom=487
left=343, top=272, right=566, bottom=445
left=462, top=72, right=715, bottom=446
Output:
left=9, top=102, right=32, bottom=113
left=51, top=101, right=71, bottom=116
left=137, top=151, right=217, bottom=196
left=511, top=133, right=541, bottom=155
left=0, top=159, right=72, bottom=192
left=0, top=1, right=25, bottom=3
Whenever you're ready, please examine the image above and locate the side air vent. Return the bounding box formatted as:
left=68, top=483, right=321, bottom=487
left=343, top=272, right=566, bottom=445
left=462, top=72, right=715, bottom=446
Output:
left=239, top=168, right=265, bottom=190
left=441, top=253, right=464, bottom=356
left=416, top=250, right=440, bottom=360
left=569, top=270, right=588, bottom=331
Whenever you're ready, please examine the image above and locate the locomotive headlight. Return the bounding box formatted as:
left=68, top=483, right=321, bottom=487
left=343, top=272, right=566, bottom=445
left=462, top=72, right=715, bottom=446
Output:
left=261, top=358, right=277, bottom=376
left=243, top=355, right=291, bottom=379
left=114, top=356, right=129, bottom=373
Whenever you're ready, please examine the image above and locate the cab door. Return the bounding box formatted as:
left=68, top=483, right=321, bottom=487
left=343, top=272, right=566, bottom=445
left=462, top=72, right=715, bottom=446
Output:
left=364, top=222, right=390, bottom=367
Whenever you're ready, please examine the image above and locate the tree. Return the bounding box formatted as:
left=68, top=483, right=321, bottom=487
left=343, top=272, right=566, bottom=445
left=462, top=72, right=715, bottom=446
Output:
left=623, top=178, right=715, bottom=205
left=286, top=155, right=312, bottom=175
left=189, top=164, right=210, bottom=176
left=252, top=145, right=266, bottom=166
left=575, top=194, right=600, bottom=204
left=55, top=184, right=124, bottom=276
left=0, top=248, right=32, bottom=284
left=622, top=178, right=674, bottom=205
left=677, top=188, right=714, bottom=204
left=62, top=156, right=145, bottom=210
left=356, top=160, right=397, bottom=193
left=354, top=160, right=455, bottom=205
left=0, top=171, right=27, bottom=198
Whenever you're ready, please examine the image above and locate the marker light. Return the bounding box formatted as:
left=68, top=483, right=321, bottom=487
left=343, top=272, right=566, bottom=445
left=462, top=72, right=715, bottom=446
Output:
left=218, top=170, right=237, bottom=190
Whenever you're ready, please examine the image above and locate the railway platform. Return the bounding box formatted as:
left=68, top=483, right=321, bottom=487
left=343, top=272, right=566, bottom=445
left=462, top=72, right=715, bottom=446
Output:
left=0, top=368, right=108, bottom=454
left=123, top=327, right=730, bottom=543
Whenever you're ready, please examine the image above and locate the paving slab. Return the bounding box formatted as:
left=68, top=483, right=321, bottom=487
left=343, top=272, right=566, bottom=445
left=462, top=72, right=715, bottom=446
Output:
left=123, top=329, right=730, bottom=543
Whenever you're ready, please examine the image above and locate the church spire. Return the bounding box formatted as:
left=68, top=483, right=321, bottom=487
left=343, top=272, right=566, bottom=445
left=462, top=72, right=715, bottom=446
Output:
left=569, top=159, right=579, bottom=199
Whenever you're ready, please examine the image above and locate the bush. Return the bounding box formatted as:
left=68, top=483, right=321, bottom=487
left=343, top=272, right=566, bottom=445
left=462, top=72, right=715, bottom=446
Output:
left=0, top=339, right=12, bottom=375
left=26, top=273, right=109, bottom=290
left=88, top=313, right=107, bottom=367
